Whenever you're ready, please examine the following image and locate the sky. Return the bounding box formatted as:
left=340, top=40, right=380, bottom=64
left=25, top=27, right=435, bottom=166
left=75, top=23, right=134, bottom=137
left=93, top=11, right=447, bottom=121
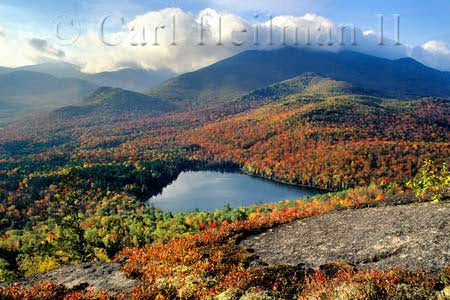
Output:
left=0, top=0, right=449, bottom=73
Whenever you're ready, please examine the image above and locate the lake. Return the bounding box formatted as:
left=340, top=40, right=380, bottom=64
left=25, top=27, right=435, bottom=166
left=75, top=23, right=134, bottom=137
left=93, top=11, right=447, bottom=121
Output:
left=147, top=170, right=322, bottom=212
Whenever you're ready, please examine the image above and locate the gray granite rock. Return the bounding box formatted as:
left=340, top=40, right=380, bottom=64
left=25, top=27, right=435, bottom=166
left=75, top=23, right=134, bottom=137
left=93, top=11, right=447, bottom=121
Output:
left=241, top=202, right=450, bottom=273
left=6, top=262, right=137, bottom=294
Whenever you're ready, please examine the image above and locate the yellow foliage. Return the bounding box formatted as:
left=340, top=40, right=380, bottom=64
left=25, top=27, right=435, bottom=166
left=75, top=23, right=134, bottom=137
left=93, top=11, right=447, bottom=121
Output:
left=94, top=248, right=111, bottom=262
left=248, top=211, right=260, bottom=220
left=37, top=257, right=60, bottom=273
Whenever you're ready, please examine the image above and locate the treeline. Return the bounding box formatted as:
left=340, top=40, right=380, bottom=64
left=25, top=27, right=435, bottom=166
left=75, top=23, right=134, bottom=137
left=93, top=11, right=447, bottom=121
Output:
left=185, top=97, right=449, bottom=190
left=0, top=157, right=240, bottom=232
left=0, top=87, right=448, bottom=283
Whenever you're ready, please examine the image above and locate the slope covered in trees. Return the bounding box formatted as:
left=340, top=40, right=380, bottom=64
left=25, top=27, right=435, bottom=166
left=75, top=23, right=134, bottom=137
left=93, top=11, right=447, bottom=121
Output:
left=52, top=87, right=176, bottom=119
left=148, top=47, right=450, bottom=105
left=186, top=95, right=449, bottom=189
left=0, top=67, right=448, bottom=298
left=0, top=71, right=97, bottom=118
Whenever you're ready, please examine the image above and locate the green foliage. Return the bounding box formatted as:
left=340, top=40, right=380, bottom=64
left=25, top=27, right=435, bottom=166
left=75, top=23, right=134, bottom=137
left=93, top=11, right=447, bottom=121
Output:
left=148, top=48, right=450, bottom=105
left=0, top=258, right=16, bottom=282
left=407, top=160, right=450, bottom=202
left=54, top=87, right=175, bottom=119
left=0, top=189, right=274, bottom=276
left=0, top=61, right=448, bottom=291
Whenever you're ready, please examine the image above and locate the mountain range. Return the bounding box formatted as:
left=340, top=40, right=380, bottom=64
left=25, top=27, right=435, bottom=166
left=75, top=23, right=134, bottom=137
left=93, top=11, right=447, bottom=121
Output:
left=147, top=47, right=450, bottom=105
left=14, top=62, right=174, bottom=93
left=13, top=62, right=175, bottom=92
left=1, top=47, right=450, bottom=119
left=0, top=63, right=174, bottom=118
left=0, top=71, right=97, bottom=118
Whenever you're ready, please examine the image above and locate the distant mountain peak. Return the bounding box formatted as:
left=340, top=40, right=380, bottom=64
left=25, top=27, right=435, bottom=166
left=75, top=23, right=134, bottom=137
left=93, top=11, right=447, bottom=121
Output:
left=52, top=87, right=176, bottom=119
left=240, top=72, right=373, bottom=102
left=148, top=47, right=450, bottom=105
left=1, top=63, right=175, bottom=94
left=0, top=70, right=97, bottom=118
left=16, top=62, right=82, bottom=78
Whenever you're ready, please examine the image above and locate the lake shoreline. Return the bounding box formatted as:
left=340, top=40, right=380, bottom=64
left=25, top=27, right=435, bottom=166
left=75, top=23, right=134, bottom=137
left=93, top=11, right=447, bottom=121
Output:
left=239, top=169, right=335, bottom=193
left=175, top=161, right=334, bottom=193
left=148, top=170, right=324, bottom=212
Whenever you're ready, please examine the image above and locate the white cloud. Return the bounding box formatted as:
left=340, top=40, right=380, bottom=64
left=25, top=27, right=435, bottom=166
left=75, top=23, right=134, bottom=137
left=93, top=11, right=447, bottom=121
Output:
left=64, top=8, right=411, bottom=74
left=410, top=40, right=450, bottom=71
left=0, top=25, right=70, bottom=67
left=422, top=40, right=450, bottom=55
left=1, top=8, right=450, bottom=72
left=0, top=27, right=35, bottom=67
left=205, top=0, right=334, bottom=15
left=65, top=8, right=243, bottom=73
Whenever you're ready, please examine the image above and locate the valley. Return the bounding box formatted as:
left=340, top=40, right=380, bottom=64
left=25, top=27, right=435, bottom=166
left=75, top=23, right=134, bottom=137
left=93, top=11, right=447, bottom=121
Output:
left=0, top=47, right=448, bottom=299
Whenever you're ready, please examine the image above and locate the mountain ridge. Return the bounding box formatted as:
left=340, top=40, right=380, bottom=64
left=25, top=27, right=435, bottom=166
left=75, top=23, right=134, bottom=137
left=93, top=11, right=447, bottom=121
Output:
left=147, top=47, right=450, bottom=105
left=52, top=86, right=176, bottom=118
left=4, top=63, right=175, bottom=93
left=0, top=70, right=97, bottom=118
left=239, top=72, right=378, bottom=103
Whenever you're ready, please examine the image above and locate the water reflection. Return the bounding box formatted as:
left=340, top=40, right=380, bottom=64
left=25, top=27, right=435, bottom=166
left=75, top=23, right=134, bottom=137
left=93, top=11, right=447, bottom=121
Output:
left=147, top=171, right=322, bottom=212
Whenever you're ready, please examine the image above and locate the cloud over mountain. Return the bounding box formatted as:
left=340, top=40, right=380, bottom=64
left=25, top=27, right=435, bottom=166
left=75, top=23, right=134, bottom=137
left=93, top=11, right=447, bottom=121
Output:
left=1, top=8, right=449, bottom=72
left=411, top=40, right=450, bottom=71
left=66, top=8, right=415, bottom=73
left=29, top=38, right=66, bottom=58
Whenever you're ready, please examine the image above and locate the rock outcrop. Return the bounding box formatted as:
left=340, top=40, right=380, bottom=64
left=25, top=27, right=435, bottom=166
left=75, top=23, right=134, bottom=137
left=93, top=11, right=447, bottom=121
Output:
left=241, top=202, right=450, bottom=272
left=7, top=262, right=137, bottom=294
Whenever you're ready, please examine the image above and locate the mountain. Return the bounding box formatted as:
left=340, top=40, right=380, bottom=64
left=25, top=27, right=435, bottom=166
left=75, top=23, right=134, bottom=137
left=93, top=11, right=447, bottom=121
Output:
left=240, top=72, right=374, bottom=102
left=15, top=62, right=82, bottom=78
left=0, top=71, right=97, bottom=117
left=0, top=67, right=13, bottom=75
left=147, top=47, right=450, bottom=105
left=15, top=63, right=174, bottom=92
left=82, top=68, right=174, bottom=93
left=52, top=87, right=176, bottom=118
left=0, top=63, right=175, bottom=118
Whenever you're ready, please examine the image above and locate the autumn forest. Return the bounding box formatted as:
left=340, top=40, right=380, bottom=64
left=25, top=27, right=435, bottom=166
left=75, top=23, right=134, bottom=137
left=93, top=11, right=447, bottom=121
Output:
left=0, top=52, right=449, bottom=299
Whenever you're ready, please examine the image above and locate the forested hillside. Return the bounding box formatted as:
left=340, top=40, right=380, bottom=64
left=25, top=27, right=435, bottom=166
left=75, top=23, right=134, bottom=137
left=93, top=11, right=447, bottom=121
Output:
left=0, top=50, right=449, bottom=298
left=0, top=71, right=97, bottom=118
left=148, top=48, right=450, bottom=105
